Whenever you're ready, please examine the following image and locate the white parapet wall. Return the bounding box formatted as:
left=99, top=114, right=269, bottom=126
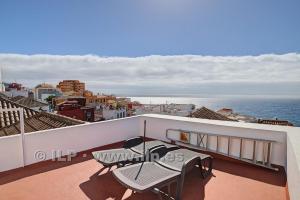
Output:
left=0, top=116, right=140, bottom=172
left=0, top=135, right=24, bottom=172
left=286, top=128, right=300, bottom=200
left=139, top=114, right=300, bottom=200
left=139, top=114, right=287, bottom=167
left=24, top=116, right=140, bottom=166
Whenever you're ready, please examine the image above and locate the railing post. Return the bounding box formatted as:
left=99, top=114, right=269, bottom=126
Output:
left=239, top=139, right=243, bottom=159
left=252, top=140, right=256, bottom=163
left=227, top=136, right=231, bottom=156
left=267, top=142, right=272, bottom=166
left=206, top=134, right=209, bottom=150
left=19, top=108, right=26, bottom=167
left=216, top=136, right=219, bottom=152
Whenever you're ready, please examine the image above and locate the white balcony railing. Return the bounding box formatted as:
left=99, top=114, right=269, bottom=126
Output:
left=0, top=114, right=299, bottom=200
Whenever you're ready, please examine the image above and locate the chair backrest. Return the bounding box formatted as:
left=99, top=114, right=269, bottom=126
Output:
left=123, top=137, right=143, bottom=148
left=148, top=146, right=169, bottom=161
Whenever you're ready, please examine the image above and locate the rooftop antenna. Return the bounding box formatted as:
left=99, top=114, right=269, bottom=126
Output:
left=0, top=66, right=5, bottom=92
left=143, top=120, right=146, bottom=157
left=134, top=120, right=147, bottom=180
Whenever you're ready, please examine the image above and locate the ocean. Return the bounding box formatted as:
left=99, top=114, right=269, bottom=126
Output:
left=129, top=96, right=300, bottom=127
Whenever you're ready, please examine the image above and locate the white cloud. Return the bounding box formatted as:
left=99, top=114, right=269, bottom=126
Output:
left=0, top=53, right=300, bottom=96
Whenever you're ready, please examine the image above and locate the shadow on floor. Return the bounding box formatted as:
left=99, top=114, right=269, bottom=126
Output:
left=212, top=158, right=286, bottom=186
left=0, top=154, right=93, bottom=185
left=0, top=142, right=123, bottom=185
left=79, top=166, right=212, bottom=200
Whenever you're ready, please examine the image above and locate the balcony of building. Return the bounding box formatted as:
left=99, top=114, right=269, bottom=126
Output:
left=0, top=114, right=299, bottom=200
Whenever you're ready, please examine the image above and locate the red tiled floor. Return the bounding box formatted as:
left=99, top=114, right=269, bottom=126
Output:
left=0, top=144, right=287, bottom=200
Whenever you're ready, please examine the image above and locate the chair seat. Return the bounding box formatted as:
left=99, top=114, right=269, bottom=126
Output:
left=92, top=148, right=141, bottom=165
left=156, top=148, right=212, bottom=171
left=113, top=162, right=180, bottom=192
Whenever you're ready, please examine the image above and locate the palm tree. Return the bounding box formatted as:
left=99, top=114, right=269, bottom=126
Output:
left=45, top=95, right=55, bottom=111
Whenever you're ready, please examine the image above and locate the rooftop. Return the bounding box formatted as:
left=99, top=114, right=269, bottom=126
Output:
left=258, top=119, right=294, bottom=126
left=9, top=95, right=24, bottom=102
left=0, top=112, right=84, bottom=137
left=0, top=96, right=37, bottom=128
left=0, top=114, right=299, bottom=200
left=11, top=96, right=48, bottom=108
left=0, top=96, right=84, bottom=136
left=35, top=83, right=55, bottom=89
left=188, top=107, right=236, bottom=121
left=0, top=142, right=288, bottom=200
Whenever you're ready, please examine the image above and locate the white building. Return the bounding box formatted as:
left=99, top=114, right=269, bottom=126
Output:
left=34, top=83, right=62, bottom=103
left=134, top=103, right=195, bottom=117
left=4, top=89, right=29, bottom=98
left=217, top=108, right=257, bottom=123
left=101, top=106, right=127, bottom=120
left=3, top=83, right=30, bottom=98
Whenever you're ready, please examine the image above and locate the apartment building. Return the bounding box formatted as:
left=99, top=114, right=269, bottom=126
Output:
left=84, top=92, right=117, bottom=107
left=34, top=83, right=62, bottom=103
left=4, top=82, right=30, bottom=97
left=57, top=80, right=85, bottom=96
left=57, top=100, right=94, bottom=122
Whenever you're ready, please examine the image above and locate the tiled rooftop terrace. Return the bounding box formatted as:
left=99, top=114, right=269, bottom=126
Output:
left=0, top=143, right=288, bottom=200
left=0, top=114, right=299, bottom=199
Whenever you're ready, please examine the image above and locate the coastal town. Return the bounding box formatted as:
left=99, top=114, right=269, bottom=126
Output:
left=0, top=79, right=294, bottom=137
left=1, top=1, right=299, bottom=199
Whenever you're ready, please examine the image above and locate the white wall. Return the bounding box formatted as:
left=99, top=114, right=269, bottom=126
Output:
left=0, top=114, right=290, bottom=171
left=24, top=116, right=139, bottom=166
left=286, top=128, right=300, bottom=200
left=139, top=114, right=287, bottom=167
left=0, top=116, right=140, bottom=172
left=139, top=114, right=300, bottom=200
left=0, top=135, right=23, bottom=172
left=103, top=108, right=126, bottom=120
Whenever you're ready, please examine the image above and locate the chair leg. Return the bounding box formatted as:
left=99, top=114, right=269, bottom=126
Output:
left=199, top=157, right=213, bottom=178
left=158, top=193, right=163, bottom=200
left=175, top=176, right=184, bottom=200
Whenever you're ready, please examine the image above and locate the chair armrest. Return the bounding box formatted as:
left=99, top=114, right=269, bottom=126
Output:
left=181, top=156, right=201, bottom=174
left=176, top=156, right=201, bottom=200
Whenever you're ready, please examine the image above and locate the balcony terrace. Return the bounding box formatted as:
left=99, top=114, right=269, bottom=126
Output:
left=0, top=114, right=299, bottom=200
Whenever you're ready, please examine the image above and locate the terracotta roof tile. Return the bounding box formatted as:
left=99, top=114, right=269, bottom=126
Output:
left=0, top=96, right=84, bottom=136
left=257, top=119, right=293, bottom=126
left=188, top=107, right=236, bottom=121
left=0, top=96, right=37, bottom=128
left=11, top=96, right=48, bottom=108
left=0, top=112, right=84, bottom=136
left=10, top=96, right=25, bottom=102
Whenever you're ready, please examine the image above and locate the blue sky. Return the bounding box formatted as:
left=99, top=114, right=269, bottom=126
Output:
left=1, top=0, right=300, bottom=56
left=0, top=1, right=300, bottom=96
